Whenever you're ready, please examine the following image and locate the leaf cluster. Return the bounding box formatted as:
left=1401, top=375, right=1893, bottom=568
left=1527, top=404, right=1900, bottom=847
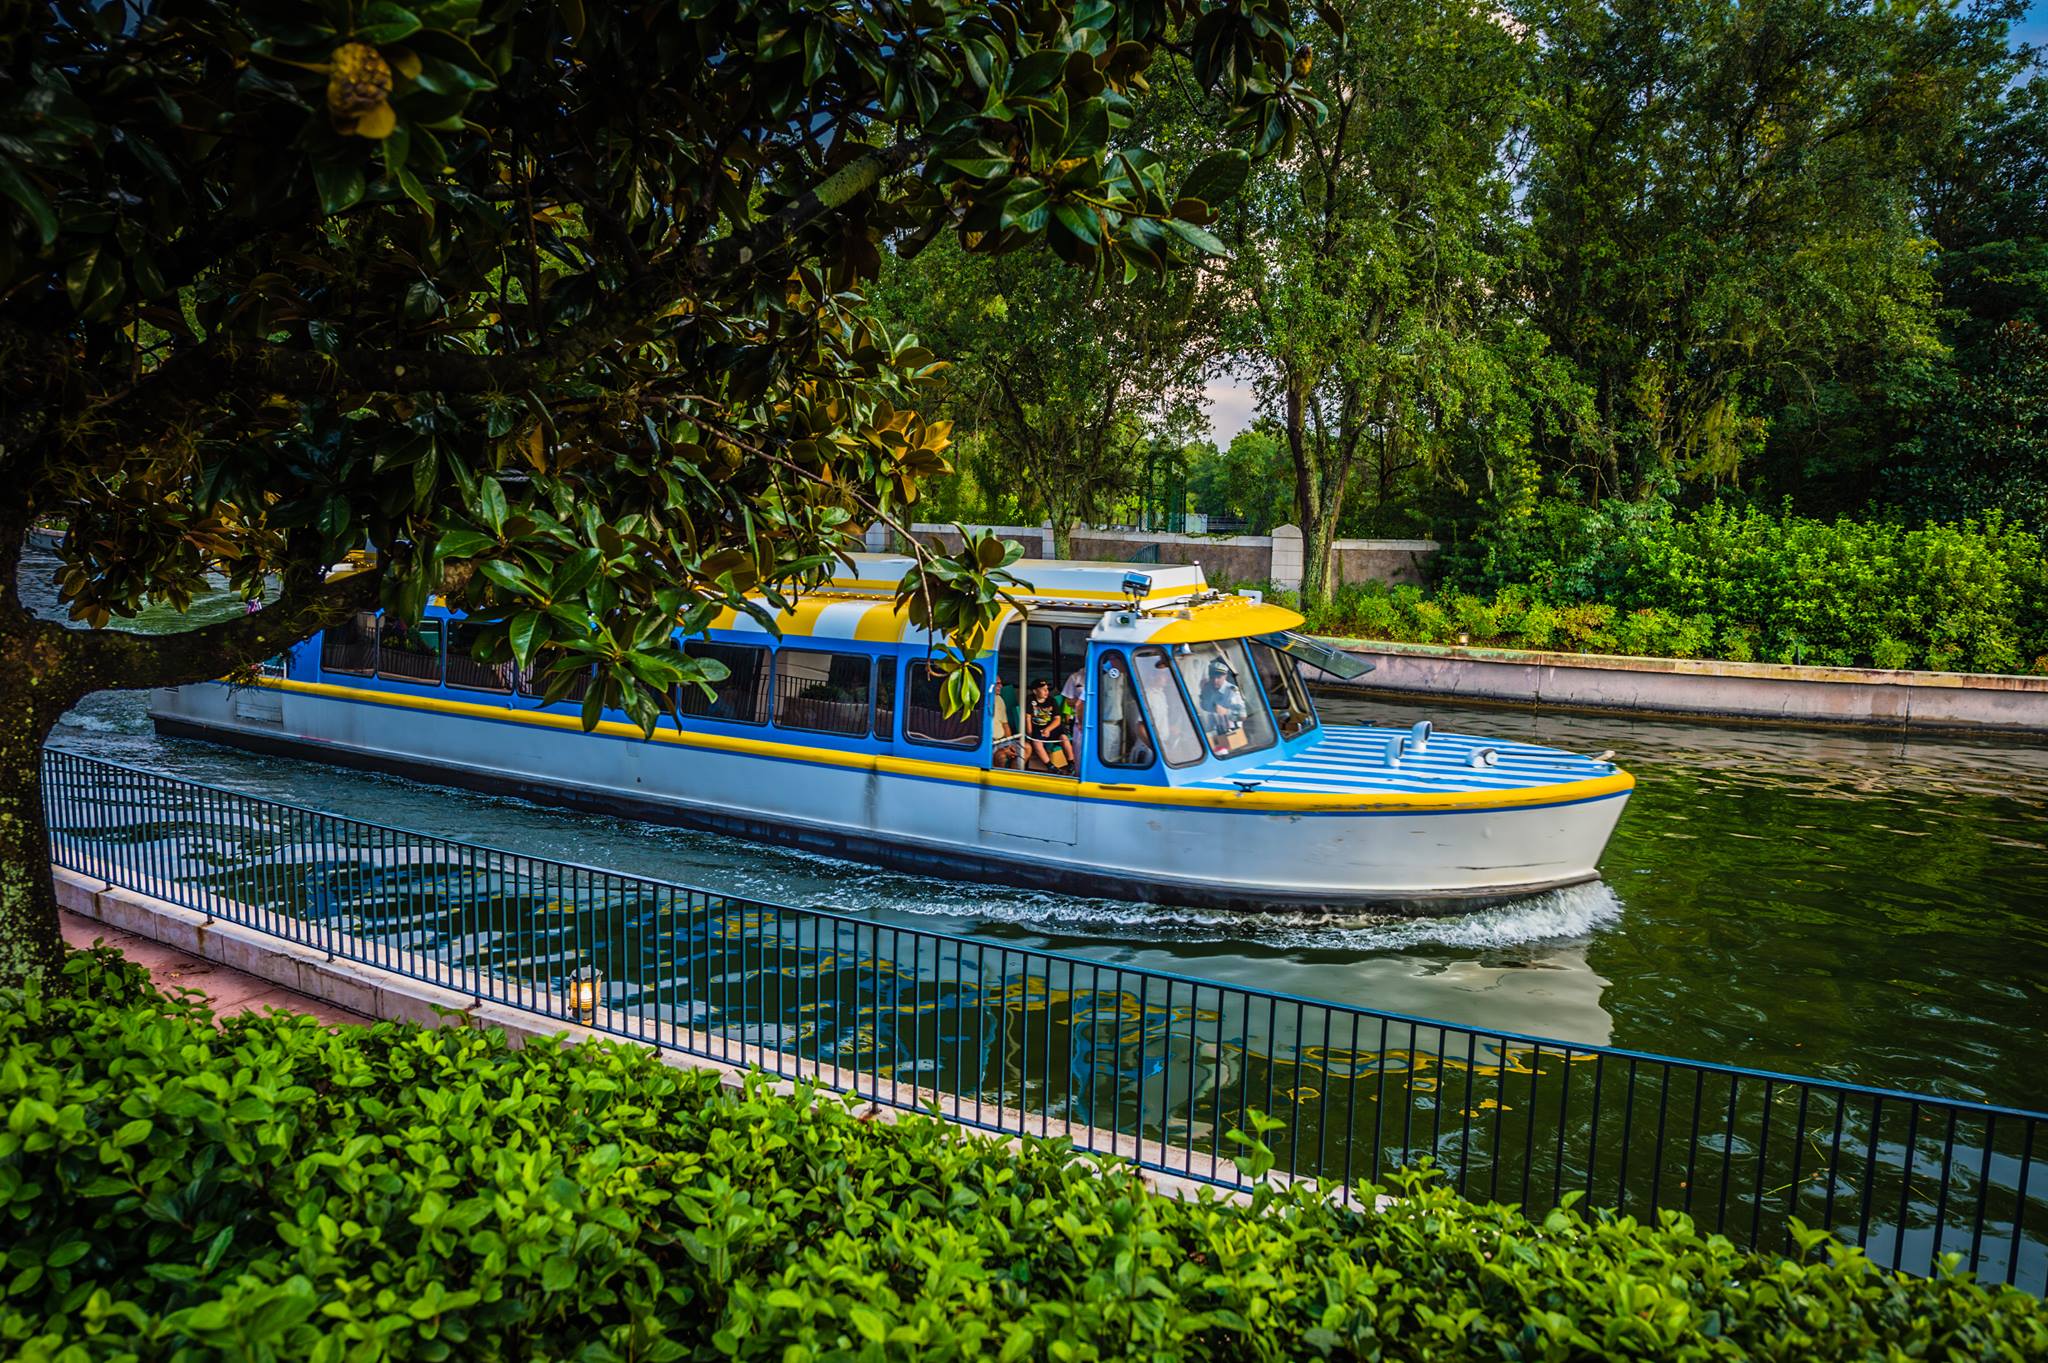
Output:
left=0, top=0, right=1309, bottom=723
left=5, top=950, right=2047, bottom=1362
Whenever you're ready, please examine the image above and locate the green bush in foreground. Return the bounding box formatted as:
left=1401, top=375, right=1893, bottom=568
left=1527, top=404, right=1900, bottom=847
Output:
left=5, top=952, right=2045, bottom=1362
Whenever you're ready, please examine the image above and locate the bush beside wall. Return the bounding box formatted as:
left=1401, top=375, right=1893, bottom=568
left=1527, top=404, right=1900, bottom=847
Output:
left=5, top=951, right=2045, bottom=1362
left=1300, top=504, right=2048, bottom=673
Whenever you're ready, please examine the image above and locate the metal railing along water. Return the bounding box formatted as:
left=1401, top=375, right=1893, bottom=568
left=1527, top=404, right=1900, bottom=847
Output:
left=39, top=748, right=2048, bottom=1294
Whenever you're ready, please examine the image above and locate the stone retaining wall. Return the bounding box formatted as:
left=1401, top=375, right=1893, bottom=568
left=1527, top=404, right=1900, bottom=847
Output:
left=869, top=522, right=1438, bottom=589
left=1318, top=638, right=2048, bottom=735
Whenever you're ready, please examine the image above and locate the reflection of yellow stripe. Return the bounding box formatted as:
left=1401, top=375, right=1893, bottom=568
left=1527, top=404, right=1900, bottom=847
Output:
left=253, top=677, right=1635, bottom=814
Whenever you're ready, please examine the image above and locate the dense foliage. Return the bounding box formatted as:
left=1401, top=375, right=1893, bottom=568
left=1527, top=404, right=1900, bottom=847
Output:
left=7, top=950, right=2047, bottom=1363
left=1300, top=502, right=2048, bottom=674
left=0, top=0, right=1309, bottom=981
left=893, top=2, right=2048, bottom=608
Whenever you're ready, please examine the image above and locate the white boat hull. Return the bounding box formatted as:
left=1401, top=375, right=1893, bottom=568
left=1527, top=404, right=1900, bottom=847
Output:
left=150, top=680, right=1631, bottom=913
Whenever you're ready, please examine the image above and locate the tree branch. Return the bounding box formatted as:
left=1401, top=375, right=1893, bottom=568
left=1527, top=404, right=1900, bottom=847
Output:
left=72, top=564, right=383, bottom=694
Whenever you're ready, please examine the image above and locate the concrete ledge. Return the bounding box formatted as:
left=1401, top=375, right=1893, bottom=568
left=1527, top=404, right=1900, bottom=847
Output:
left=1316, top=637, right=2048, bottom=735
left=94, top=886, right=210, bottom=954
left=199, top=918, right=331, bottom=995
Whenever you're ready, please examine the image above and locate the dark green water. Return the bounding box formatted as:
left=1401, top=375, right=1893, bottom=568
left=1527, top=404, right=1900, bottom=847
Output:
left=25, top=545, right=2048, bottom=1112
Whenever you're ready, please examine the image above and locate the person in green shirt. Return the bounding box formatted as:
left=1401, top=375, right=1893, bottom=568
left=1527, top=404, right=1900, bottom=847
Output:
left=1024, top=677, right=1076, bottom=772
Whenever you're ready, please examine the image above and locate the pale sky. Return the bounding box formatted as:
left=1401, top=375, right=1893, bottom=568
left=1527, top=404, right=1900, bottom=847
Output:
left=1202, top=375, right=1261, bottom=445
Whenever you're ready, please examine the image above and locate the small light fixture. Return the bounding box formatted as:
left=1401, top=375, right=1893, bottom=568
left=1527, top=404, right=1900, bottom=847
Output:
left=1121, top=571, right=1151, bottom=608
left=1455, top=630, right=1470, bottom=647
left=568, top=968, right=601, bottom=1024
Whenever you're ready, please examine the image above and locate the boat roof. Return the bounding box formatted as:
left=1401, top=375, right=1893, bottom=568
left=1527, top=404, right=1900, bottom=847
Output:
left=831, top=553, right=1210, bottom=605
left=705, top=553, right=1305, bottom=648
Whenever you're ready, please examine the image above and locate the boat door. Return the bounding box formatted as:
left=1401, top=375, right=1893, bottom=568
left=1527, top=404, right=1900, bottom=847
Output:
left=977, top=620, right=1087, bottom=846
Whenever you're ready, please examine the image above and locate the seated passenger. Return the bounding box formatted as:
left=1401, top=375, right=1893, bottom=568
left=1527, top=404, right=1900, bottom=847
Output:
left=991, top=692, right=1024, bottom=767
left=1197, top=657, right=1249, bottom=754
left=1024, top=677, right=1075, bottom=772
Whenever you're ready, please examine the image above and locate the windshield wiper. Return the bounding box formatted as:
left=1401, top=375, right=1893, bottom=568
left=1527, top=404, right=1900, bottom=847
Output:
left=1262, top=632, right=1376, bottom=681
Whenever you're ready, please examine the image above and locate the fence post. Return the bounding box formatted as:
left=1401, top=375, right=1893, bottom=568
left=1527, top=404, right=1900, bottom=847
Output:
left=1270, top=524, right=1304, bottom=590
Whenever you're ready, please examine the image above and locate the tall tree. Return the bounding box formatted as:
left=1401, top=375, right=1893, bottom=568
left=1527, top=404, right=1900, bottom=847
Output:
left=1517, top=0, right=2008, bottom=501
left=0, top=0, right=1306, bottom=984
left=870, top=234, right=1218, bottom=557
left=1224, top=0, right=1533, bottom=607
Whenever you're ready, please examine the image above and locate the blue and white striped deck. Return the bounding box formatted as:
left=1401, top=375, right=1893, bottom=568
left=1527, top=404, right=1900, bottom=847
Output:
left=1187, top=725, right=1616, bottom=797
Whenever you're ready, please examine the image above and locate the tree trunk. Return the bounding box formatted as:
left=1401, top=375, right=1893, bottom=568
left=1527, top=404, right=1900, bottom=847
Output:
left=0, top=548, right=381, bottom=987
left=1044, top=485, right=1075, bottom=561
left=1283, top=380, right=1345, bottom=613
left=0, top=626, right=66, bottom=986
left=1299, top=504, right=1339, bottom=613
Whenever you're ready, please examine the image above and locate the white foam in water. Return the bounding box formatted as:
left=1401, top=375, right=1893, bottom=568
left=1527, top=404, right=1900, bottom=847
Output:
left=788, top=858, right=1626, bottom=954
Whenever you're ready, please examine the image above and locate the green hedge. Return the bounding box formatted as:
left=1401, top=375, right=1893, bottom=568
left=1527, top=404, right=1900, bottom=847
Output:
left=1348, top=501, right=2048, bottom=673
left=6, top=951, right=2046, bottom=1362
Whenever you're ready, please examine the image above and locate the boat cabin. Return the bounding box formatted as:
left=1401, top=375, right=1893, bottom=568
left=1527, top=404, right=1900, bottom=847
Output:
left=297, top=554, right=1333, bottom=789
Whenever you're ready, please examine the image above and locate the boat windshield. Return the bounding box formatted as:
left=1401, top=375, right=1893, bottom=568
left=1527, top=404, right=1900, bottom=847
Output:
left=1130, top=647, right=1206, bottom=766
left=1169, top=638, right=1277, bottom=758
left=1248, top=638, right=1319, bottom=740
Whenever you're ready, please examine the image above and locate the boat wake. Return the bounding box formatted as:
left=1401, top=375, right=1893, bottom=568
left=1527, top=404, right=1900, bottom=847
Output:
left=784, top=859, right=1626, bottom=955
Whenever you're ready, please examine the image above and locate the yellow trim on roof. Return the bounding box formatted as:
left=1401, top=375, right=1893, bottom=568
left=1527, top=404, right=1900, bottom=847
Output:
left=1143, top=599, right=1306, bottom=644
left=253, top=677, right=1635, bottom=815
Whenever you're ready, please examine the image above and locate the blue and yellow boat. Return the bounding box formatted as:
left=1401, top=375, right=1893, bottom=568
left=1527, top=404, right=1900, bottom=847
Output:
left=152, top=556, right=1633, bottom=911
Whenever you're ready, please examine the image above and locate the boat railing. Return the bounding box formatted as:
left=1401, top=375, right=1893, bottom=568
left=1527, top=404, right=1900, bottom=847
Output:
left=37, top=747, right=2048, bottom=1295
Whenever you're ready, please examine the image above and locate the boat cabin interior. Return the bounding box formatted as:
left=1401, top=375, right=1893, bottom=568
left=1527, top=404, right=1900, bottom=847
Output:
left=295, top=555, right=1334, bottom=789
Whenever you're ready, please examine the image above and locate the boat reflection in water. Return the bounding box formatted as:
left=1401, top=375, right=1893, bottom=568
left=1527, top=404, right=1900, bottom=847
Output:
left=152, top=556, right=1633, bottom=912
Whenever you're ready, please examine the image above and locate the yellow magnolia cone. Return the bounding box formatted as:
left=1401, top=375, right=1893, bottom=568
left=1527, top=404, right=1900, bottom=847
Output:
left=327, top=42, right=397, bottom=139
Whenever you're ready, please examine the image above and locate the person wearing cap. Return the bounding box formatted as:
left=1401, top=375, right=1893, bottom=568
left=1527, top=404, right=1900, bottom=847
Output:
left=1196, top=655, right=1248, bottom=753
left=1024, top=676, right=1075, bottom=772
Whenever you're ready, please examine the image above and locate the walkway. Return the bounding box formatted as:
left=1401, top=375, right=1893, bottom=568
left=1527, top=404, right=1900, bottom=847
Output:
left=60, top=907, right=369, bottom=1027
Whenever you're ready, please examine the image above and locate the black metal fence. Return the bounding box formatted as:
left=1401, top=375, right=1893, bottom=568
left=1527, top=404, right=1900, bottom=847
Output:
left=40, top=748, right=2047, bottom=1293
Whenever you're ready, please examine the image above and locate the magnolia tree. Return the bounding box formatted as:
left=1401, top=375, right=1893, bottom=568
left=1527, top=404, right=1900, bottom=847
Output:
left=0, top=0, right=1308, bottom=983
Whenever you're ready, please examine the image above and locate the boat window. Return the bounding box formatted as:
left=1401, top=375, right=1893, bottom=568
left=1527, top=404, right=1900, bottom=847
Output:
left=1171, top=638, right=1276, bottom=757
left=1250, top=639, right=1319, bottom=740
left=445, top=620, right=515, bottom=693
left=520, top=662, right=592, bottom=705
left=320, top=611, right=378, bottom=676
left=873, top=656, right=898, bottom=741
left=1131, top=647, right=1205, bottom=767
left=377, top=617, right=442, bottom=685
left=773, top=649, right=873, bottom=737
left=903, top=660, right=983, bottom=749
left=1095, top=650, right=1156, bottom=770
left=677, top=640, right=768, bottom=725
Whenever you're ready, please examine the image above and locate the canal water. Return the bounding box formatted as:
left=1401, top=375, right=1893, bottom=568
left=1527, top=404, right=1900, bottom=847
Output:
left=28, top=543, right=2045, bottom=1115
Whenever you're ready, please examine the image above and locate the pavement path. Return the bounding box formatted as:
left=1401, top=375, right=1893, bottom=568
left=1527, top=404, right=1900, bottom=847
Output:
left=60, top=908, right=370, bottom=1027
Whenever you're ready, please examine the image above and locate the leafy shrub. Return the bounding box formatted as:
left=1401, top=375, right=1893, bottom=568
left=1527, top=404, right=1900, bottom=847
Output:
left=1358, top=501, right=2048, bottom=673
left=8, top=951, right=2047, bottom=1363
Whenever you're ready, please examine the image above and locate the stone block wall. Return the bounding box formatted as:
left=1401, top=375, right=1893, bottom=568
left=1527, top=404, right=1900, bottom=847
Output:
left=866, top=522, right=1437, bottom=590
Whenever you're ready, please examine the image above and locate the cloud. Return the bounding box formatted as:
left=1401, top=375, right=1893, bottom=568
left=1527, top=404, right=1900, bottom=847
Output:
left=1203, top=376, right=1262, bottom=444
